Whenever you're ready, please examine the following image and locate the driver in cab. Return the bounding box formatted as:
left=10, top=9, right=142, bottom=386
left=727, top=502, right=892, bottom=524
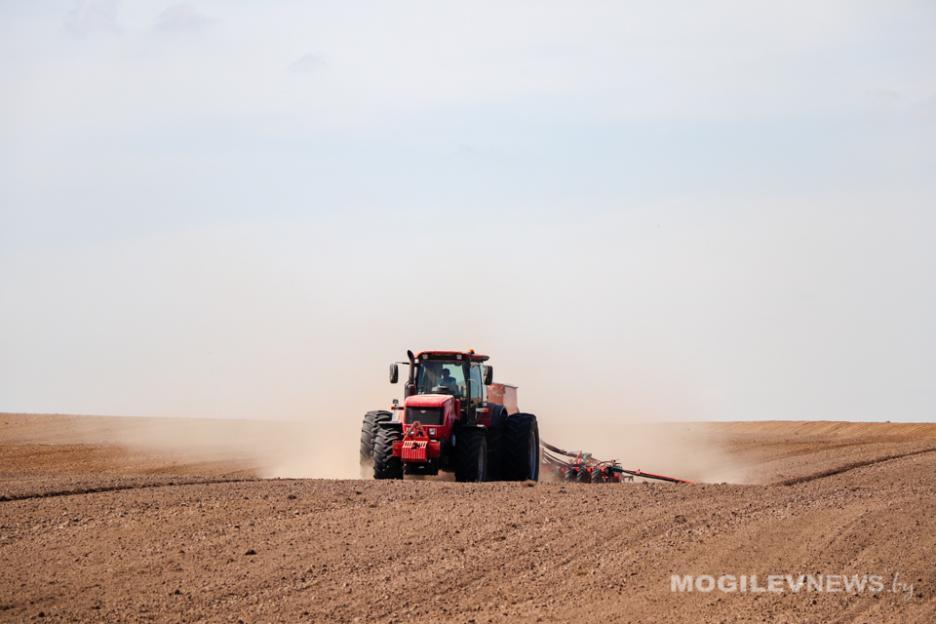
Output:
left=439, top=368, right=460, bottom=394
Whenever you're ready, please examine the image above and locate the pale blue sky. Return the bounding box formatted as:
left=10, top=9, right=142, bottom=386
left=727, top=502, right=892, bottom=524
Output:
left=2, top=1, right=935, bottom=422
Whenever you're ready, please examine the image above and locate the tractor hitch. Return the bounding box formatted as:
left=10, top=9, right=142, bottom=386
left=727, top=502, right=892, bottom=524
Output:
left=392, top=421, right=441, bottom=462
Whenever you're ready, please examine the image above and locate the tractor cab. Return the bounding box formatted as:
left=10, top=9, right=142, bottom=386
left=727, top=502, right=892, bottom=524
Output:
left=414, top=359, right=465, bottom=396
left=389, top=350, right=492, bottom=426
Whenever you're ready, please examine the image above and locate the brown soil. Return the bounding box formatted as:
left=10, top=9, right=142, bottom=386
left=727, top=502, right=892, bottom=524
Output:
left=1, top=413, right=934, bottom=623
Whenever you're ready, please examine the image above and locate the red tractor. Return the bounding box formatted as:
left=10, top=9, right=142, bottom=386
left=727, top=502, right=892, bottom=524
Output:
left=359, top=350, right=540, bottom=482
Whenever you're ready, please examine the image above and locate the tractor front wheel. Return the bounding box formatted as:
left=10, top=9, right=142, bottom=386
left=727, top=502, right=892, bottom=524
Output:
left=373, top=426, right=403, bottom=480
left=455, top=428, right=488, bottom=482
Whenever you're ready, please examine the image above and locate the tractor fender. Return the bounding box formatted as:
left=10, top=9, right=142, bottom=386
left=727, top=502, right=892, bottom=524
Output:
left=475, top=403, right=508, bottom=430
left=491, top=405, right=508, bottom=429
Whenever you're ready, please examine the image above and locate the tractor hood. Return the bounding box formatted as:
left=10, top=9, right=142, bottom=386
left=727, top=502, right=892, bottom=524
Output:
left=404, top=394, right=454, bottom=409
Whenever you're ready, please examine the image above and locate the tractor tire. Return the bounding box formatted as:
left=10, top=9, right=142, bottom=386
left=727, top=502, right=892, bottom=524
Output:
left=485, top=408, right=507, bottom=480
left=359, top=410, right=392, bottom=467
left=455, top=428, right=488, bottom=482
left=577, top=468, right=592, bottom=484
left=372, top=426, right=403, bottom=480
left=503, top=412, right=540, bottom=481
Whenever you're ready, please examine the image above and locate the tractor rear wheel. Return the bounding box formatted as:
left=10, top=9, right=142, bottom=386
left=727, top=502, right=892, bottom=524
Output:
left=455, top=428, right=488, bottom=482
left=373, top=426, right=403, bottom=480
left=503, top=413, right=540, bottom=481
left=577, top=468, right=592, bottom=483
left=485, top=407, right=507, bottom=480
left=359, top=410, right=392, bottom=467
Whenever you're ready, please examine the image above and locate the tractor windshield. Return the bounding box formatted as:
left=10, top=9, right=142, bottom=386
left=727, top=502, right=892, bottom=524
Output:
left=415, top=360, right=466, bottom=396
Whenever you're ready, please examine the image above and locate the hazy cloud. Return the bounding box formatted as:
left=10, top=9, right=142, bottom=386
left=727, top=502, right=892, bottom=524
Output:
left=865, top=88, right=901, bottom=112
left=153, top=4, right=214, bottom=35
left=918, top=93, right=936, bottom=119
left=63, top=0, right=121, bottom=38
left=289, top=52, right=325, bottom=75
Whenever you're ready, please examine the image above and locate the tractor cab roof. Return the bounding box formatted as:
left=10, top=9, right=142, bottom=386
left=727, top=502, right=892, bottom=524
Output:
left=415, top=350, right=490, bottom=363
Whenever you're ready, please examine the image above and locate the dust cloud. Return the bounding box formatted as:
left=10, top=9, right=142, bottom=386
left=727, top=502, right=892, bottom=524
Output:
left=1, top=413, right=366, bottom=480
left=3, top=405, right=748, bottom=483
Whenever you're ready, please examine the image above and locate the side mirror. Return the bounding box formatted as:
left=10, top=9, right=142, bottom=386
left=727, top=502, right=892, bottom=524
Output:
left=389, top=363, right=399, bottom=384
left=483, top=365, right=493, bottom=385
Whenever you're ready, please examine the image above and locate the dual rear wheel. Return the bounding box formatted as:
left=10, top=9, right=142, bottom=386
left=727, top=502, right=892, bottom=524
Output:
left=454, top=428, right=488, bottom=482
left=359, top=410, right=391, bottom=466
left=359, top=411, right=401, bottom=479
left=372, top=426, right=403, bottom=480
left=503, top=413, right=540, bottom=481
left=455, top=413, right=540, bottom=482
